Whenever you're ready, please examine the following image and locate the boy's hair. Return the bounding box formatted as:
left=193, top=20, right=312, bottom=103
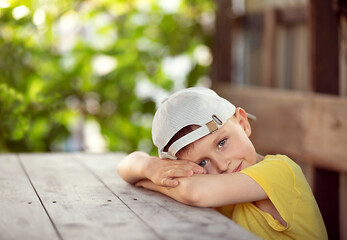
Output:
left=163, top=125, right=199, bottom=158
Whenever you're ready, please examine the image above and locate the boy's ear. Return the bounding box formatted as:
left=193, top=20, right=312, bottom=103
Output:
left=235, top=107, right=252, bottom=137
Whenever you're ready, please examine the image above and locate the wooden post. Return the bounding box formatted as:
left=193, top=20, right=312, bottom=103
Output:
left=309, top=0, right=339, bottom=94
left=262, top=8, right=277, bottom=87
left=341, top=173, right=347, bottom=240
left=211, top=0, right=232, bottom=85
left=341, top=17, right=347, bottom=96
left=339, top=10, right=347, bottom=240
left=308, top=0, right=340, bottom=239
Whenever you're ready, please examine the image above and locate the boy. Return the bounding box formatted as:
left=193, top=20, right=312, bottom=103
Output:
left=117, top=87, right=327, bottom=239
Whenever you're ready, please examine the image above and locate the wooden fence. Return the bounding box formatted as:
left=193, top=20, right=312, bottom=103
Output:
left=211, top=0, right=347, bottom=239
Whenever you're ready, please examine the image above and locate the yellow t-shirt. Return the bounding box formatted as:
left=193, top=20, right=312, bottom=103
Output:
left=215, top=155, right=327, bottom=240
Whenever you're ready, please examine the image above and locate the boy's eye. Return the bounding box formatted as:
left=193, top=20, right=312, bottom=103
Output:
left=217, top=139, right=226, bottom=149
left=199, top=160, right=208, bottom=167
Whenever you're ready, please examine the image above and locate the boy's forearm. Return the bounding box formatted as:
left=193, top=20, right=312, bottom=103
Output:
left=137, top=174, right=210, bottom=206
left=117, top=151, right=152, bottom=184
left=153, top=173, right=267, bottom=207
left=136, top=172, right=237, bottom=207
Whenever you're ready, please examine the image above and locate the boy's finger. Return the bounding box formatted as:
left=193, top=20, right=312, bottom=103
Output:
left=177, top=159, right=200, bottom=166
left=162, top=178, right=179, bottom=187
left=136, top=180, right=157, bottom=191
left=167, top=169, right=193, bottom=178
left=177, top=160, right=199, bottom=167
left=135, top=180, right=147, bottom=188
left=174, top=166, right=203, bottom=175
left=192, top=166, right=204, bottom=174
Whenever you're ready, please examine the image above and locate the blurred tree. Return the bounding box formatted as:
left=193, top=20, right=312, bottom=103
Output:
left=0, top=0, right=215, bottom=154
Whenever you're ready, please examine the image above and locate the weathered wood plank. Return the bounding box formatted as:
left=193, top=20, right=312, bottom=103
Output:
left=231, top=6, right=307, bottom=28
left=276, top=6, right=307, bottom=26
left=77, top=153, right=259, bottom=240
left=19, top=153, right=159, bottom=240
left=0, top=154, right=59, bottom=240
left=214, top=84, right=347, bottom=172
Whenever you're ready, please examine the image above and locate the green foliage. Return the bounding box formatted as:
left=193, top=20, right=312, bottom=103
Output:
left=0, top=83, right=28, bottom=141
left=0, top=0, right=215, bottom=154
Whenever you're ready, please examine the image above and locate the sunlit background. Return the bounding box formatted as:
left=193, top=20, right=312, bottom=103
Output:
left=0, top=0, right=216, bottom=154
left=0, top=0, right=314, bottom=154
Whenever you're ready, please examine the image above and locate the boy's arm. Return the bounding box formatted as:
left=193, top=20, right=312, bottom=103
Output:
left=136, top=172, right=267, bottom=207
left=117, top=151, right=204, bottom=187
left=117, top=151, right=152, bottom=185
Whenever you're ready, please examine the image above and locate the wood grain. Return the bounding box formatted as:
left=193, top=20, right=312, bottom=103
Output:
left=19, top=153, right=159, bottom=240
left=0, top=154, right=59, bottom=240
left=214, top=84, right=347, bottom=172
left=77, top=153, right=259, bottom=240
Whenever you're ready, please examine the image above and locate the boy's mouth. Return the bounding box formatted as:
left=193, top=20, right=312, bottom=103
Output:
left=232, top=162, right=243, bottom=173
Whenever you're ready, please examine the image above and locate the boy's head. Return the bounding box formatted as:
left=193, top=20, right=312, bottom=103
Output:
left=152, top=87, right=255, bottom=160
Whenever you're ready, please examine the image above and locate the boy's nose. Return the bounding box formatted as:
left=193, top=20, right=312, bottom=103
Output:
left=216, top=158, right=229, bottom=173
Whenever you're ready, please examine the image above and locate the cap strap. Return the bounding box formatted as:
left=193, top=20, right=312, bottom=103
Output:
left=168, top=120, right=218, bottom=158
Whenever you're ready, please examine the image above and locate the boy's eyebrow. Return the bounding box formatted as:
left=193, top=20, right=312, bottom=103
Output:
left=211, top=125, right=226, bottom=146
left=193, top=129, right=224, bottom=163
left=189, top=125, right=228, bottom=163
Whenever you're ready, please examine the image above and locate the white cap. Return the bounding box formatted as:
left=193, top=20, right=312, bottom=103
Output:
left=152, top=87, right=247, bottom=159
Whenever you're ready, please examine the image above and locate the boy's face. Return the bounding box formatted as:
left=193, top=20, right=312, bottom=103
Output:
left=179, top=108, right=257, bottom=174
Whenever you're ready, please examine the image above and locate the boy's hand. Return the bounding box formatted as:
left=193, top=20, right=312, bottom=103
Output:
left=144, top=156, right=204, bottom=188
left=117, top=151, right=204, bottom=188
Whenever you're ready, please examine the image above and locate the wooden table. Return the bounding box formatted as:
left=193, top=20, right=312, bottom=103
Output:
left=0, top=153, right=259, bottom=240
